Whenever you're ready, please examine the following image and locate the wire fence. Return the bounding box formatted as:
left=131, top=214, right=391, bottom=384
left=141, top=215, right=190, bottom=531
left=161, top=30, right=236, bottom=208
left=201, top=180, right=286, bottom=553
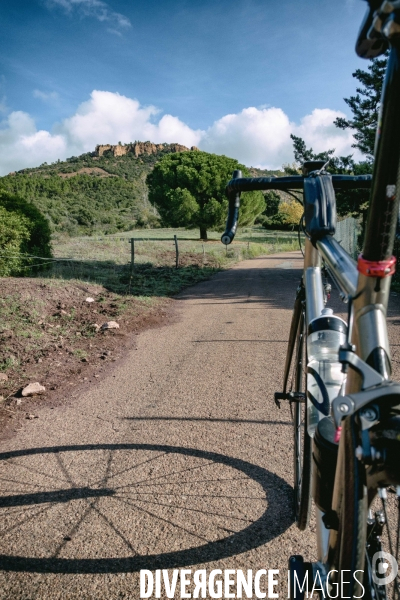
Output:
left=0, top=230, right=300, bottom=294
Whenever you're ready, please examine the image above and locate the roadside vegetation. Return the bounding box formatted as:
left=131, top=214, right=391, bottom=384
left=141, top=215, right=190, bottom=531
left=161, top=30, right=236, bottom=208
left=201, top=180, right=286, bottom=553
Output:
left=49, top=226, right=300, bottom=294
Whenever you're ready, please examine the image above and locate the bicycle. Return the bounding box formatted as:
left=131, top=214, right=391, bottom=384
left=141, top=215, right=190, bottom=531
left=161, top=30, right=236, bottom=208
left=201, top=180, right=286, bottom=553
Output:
left=220, top=1, right=400, bottom=597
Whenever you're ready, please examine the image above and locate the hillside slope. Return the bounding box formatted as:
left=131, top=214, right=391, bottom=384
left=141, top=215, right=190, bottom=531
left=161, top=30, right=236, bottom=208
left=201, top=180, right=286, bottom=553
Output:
left=0, top=142, right=282, bottom=236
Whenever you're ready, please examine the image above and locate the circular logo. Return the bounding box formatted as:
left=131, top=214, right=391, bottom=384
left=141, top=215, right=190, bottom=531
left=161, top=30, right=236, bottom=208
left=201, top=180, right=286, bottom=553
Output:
left=372, top=551, right=398, bottom=586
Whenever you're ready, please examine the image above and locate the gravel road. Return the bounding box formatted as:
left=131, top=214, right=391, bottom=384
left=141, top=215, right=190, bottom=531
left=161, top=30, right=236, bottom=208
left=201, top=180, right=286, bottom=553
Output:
left=0, top=251, right=399, bottom=600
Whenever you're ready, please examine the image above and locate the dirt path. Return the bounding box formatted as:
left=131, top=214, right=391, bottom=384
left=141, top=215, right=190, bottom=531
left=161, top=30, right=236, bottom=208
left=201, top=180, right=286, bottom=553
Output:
left=0, top=251, right=399, bottom=599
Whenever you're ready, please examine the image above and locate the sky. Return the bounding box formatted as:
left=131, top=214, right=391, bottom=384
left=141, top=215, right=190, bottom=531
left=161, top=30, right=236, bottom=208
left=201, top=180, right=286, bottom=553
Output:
left=0, top=0, right=371, bottom=175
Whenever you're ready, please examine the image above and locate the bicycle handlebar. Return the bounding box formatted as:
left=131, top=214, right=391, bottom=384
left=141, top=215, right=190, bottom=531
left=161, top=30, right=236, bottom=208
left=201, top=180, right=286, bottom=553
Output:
left=225, top=174, right=372, bottom=194
left=221, top=173, right=372, bottom=245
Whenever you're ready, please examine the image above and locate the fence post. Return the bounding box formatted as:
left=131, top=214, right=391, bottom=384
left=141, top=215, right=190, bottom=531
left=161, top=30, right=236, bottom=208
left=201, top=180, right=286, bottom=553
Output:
left=174, top=235, right=179, bottom=269
left=130, top=238, right=135, bottom=273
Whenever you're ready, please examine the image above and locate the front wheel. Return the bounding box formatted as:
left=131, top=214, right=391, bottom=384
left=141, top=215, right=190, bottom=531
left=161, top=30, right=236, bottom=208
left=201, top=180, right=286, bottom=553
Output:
left=329, top=414, right=400, bottom=599
left=292, top=310, right=312, bottom=530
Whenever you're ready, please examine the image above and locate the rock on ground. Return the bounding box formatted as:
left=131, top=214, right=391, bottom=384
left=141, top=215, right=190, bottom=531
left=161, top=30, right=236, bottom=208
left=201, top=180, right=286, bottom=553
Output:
left=101, top=321, right=120, bottom=330
left=22, top=382, right=46, bottom=397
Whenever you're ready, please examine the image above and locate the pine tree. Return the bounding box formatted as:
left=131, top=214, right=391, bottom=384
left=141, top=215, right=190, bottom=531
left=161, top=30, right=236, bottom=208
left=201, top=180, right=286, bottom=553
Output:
left=147, top=151, right=265, bottom=239
left=334, top=53, right=388, bottom=159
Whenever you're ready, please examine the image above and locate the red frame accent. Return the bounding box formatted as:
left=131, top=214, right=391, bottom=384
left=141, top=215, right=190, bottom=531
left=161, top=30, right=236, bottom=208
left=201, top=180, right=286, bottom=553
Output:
left=357, top=254, right=396, bottom=278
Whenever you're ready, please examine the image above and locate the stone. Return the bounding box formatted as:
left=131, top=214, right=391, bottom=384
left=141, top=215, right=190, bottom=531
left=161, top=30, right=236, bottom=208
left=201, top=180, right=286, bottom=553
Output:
left=0, top=373, right=8, bottom=382
left=86, top=297, right=95, bottom=303
left=22, top=382, right=46, bottom=397
left=95, top=141, right=192, bottom=159
left=101, top=321, right=120, bottom=330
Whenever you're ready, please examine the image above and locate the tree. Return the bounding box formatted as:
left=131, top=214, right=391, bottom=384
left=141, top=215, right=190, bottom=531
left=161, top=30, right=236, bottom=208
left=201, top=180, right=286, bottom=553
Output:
left=334, top=53, right=388, bottom=159
left=146, top=151, right=265, bottom=239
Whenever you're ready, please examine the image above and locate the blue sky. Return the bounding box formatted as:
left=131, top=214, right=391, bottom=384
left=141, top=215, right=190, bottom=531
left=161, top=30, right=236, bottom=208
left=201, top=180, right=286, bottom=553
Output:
left=0, top=0, right=370, bottom=174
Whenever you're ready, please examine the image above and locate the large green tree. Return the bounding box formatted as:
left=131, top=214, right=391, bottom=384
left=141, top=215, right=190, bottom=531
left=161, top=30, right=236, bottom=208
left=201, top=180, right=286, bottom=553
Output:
left=146, top=151, right=265, bottom=239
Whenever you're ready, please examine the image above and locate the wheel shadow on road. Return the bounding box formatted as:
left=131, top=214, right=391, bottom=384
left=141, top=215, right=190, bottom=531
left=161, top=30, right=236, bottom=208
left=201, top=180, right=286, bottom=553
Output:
left=0, top=443, right=293, bottom=574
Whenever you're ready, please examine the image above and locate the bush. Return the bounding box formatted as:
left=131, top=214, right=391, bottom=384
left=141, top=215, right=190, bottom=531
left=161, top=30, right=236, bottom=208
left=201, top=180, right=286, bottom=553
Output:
left=0, top=189, right=52, bottom=274
left=278, top=200, right=303, bottom=229
left=262, top=200, right=303, bottom=231
left=0, top=207, right=31, bottom=276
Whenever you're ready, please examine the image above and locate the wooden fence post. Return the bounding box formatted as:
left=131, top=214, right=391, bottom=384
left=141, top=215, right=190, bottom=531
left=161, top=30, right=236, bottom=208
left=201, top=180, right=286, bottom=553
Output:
left=130, top=238, right=134, bottom=273
left=174, top=235, right=179, bottom=269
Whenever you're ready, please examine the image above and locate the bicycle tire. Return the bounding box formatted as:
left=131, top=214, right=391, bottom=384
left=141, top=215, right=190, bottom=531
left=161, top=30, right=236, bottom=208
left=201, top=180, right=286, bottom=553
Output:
left=330, top=415, right=368, bottom=598
left=292, top=309, right=312, bottom=530
left=332, top=415, right=400, bottom=599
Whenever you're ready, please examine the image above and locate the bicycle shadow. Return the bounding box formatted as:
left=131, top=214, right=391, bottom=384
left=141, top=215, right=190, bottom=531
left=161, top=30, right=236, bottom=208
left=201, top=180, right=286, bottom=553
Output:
left=0, top=442, right=293, bottom=574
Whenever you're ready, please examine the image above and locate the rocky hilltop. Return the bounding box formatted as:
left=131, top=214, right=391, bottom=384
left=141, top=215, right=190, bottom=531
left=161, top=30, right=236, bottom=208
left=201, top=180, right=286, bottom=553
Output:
left=95, top=141, right=199, bottom=158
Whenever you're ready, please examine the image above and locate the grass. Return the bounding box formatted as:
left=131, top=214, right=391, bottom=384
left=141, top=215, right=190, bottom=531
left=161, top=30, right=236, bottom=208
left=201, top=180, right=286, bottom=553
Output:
left=45, top=226, right=301, bottom=296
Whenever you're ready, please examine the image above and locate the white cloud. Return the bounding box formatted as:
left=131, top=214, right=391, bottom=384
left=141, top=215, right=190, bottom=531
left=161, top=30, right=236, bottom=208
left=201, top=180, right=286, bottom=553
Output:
left=294, top=108, right=358, bottom=159
left=45, top=0, right=131, bottom=31
left=0, top=90, right=359, bottom=175
left=201, top=107, right=293, bottom=168
left=0, top=111, right=66, bottom=174
left=200, top=106, right=360, bottom=169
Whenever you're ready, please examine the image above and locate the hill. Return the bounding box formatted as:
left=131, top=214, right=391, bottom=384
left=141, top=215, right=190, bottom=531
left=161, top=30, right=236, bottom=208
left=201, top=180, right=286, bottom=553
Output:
left=0, top=142, right=282, bottom=237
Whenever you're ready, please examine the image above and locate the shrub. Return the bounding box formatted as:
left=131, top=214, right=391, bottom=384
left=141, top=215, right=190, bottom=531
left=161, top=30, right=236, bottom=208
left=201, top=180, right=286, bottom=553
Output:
left=278, top=201, right=303, bottom=229
left=0, top=189, right=52, bottom=274
left=0, top=207, right=31, bottom=276
left=262, top=200, right=303, bottom=231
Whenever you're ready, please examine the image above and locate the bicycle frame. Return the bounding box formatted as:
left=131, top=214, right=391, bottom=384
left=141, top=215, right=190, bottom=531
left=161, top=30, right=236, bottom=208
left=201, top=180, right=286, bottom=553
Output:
left=327, top=38, right=400, bottom=573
